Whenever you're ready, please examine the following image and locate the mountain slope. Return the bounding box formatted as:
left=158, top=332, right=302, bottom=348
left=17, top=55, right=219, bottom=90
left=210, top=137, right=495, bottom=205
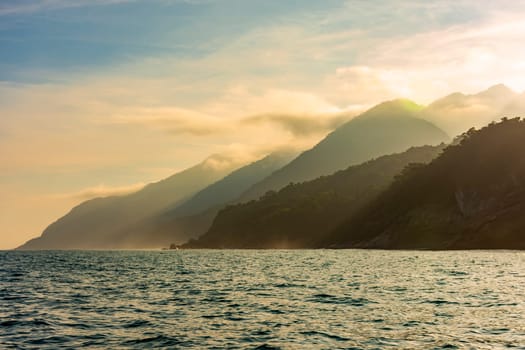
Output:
left=184, top=144, right=446, bottom=249
left=239, top=99, right=449, bottom=202
left=420, top=84, right=517, bottom=137
left=17, top=155, right=246, bottom=250
left=109, top=151, right=298, bottom=248
left=167, top=151, right=297, bottom=218
left=326, top=118, right=525, bottom=249
left=502, top=91, right=525, bottom=116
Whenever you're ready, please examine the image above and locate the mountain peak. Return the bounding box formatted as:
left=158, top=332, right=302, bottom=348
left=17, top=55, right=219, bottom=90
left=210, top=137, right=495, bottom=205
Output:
left=476, top=83, right=516, bottom=99
left=428, top=92, right=466, bottom=108
left=359, top=99, right=424, bottom=120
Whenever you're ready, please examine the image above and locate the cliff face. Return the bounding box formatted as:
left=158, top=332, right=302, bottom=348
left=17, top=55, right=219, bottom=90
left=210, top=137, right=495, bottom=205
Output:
left=184, top=144, right=446, bottom=249
left=327, top=118, right=525, bottom=249
left=449, top=182, right=525, bottom=249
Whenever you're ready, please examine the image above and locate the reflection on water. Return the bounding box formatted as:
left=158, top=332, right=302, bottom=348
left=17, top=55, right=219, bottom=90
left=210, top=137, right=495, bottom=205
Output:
left=1, top=250, right=524, bottom=348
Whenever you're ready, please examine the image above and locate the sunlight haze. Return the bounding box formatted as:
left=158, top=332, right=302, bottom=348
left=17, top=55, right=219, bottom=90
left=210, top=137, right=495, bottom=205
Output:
left=2, top=0, right=525, bottom=249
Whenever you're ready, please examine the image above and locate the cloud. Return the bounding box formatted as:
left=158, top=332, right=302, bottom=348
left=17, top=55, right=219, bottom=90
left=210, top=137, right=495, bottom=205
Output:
left=108, top=103, right=353, bottom=139
left=242, top=113, right=352, bottom=137
left=198, top=86, right=343, bottom=119
left=323, top=15, right=525, bottom=105
left=201, top=152, right=256, bottom=171
left=50, top=182, right=146, bottom=201
left=110, top=107, right=229, bottom=136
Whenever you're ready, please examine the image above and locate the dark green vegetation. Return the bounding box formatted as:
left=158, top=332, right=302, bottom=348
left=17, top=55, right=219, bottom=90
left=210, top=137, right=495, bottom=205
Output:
left=327, top=118, right=525, bottom=249
left=184, top=145, right=445, bottom=248
left=238, top=99, right=449, bottom=201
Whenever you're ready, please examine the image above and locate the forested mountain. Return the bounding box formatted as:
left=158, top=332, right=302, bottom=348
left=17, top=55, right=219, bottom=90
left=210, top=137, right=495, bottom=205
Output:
left=22, top=89, right=524, bottom=251
left=238, top=99, right=449, bottom=202
left=326, top=118, right=525, bottom=249
left=184, top=144, right=446, bottom=248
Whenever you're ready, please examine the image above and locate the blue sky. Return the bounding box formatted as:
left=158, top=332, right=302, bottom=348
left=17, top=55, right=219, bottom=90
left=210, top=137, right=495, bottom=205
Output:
left=0, top=0, right=341, bottom=81
left=2, top=0, right=525, bottom=248
left=0, top=0, right=494, bottom=83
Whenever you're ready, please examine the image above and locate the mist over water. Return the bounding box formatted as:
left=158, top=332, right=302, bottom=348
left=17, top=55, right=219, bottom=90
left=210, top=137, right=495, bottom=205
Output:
left=1, top=250, right=524, bottom=349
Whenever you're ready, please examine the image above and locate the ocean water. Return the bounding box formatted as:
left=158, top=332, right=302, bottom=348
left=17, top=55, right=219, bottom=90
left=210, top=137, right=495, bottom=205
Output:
left=1, top=250, right=524, bottom=349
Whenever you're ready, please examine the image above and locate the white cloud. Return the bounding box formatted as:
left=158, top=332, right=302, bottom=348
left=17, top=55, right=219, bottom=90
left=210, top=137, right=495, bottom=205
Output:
left=50, top=182, right=146, bottom=201
left=320, top=16, right=525, bottom=107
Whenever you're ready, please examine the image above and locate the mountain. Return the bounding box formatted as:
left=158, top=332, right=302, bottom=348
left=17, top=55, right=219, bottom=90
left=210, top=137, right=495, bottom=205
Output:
left=238, top=99, right=449, bottom=202
left=420, top=84, right=517, bottom=138
left=183, top=144, right=446, bottom=249
left=108, top=150, right=298, bottom=248
left=166, top=150, right=297, bottom=218
left=326, top=118, right=525, bottom=249
left=17, top=154, right=247, bottom=250
left=502, top=91, right=525, bottom=116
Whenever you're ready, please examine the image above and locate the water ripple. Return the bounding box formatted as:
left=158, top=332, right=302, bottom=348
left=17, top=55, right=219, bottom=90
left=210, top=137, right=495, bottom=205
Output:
left=1, top=250, right=524, bottom=349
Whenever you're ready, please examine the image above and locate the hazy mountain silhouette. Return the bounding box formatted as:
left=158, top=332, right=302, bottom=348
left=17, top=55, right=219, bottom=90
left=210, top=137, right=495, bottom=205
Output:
left=17, top=154, right=247, bottom=250
left=502, top=91, right=525, bottom=116
left=167, top=150, right=297, bottom=218
left=326, top=118, right=525, bottom=249
left=106, top=150, right=298, bottom=248
left=420, top=84, right=517, bottom=137
left=183, top=144, right=445, bottom=249
left=238, top=99, right=449, bottom=202
left=19, top=89, right=518, bottom=251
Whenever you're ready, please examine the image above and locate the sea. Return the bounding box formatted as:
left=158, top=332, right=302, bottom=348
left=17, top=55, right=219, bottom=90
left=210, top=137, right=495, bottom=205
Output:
left=1, top=250, right=524, bottom=349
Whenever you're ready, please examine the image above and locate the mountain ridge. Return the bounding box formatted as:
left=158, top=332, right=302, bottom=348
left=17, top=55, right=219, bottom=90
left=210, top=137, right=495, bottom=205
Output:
left=420, top=84, right=519, bottom=137
left=183, top=144, right=446, bottom=249
left=238, top=99, right=449, bottom=202
left=325, top=118, right=525, bottom=249
left=102, top=150, right=298, bottom=248
left=17, top=154, right=249, bottom=250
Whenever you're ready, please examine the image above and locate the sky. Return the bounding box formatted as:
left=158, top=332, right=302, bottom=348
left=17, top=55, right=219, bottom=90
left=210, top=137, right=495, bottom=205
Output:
left=2, top=0, right=525, bottom=249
